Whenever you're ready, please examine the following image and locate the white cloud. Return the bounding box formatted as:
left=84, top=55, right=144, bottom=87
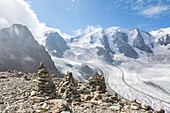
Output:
left=0, top=0, right=46, bottom=44
left=108, top=0, right=170, bottom=18
left=140, top=5, right=169, bottom=17
left=73, top=29, right=83, bottom=36
left=0, top=18, right=9, bottom=29
left=72, top=0, right=79, bottom=2
left=73, top=25, right=102, bottom=36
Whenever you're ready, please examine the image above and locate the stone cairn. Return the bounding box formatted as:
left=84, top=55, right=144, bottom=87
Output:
left=88, top=73, right=106, bottom=93
left=58, top=72, right=81, bottom=103
left=31, top=62, right=57, bottom=101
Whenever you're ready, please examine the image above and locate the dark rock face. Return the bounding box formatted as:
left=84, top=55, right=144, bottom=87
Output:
left=114, top=37, right=139, bottom=59
left=45, top=32, right=69, bottom=58
left=100, top=33, right=114, bottom=53
left=158, top=34, right=170, bottom=46
left=96, top=47, right=114, bottom=62
left=80, top=64, right=94, bottom=80
left=115, top=32, right=128, bottom=43
left=0, top=24, right=59, bottom=74
left=133, top=30, right=153, bottom=53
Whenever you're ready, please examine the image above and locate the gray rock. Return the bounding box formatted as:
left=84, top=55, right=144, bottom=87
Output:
left=0, top=101, right=4, bottom=104
left=133, top=29, right=153, bottom=53
left=158, top=34, right=170, bottom=46
left=0, top=24, right=60, bottom=75
left=96, top=47, right=114, bottom=62
left=81, top=64, right=94, bottom=80
left=45, top=32, right=69, bottom=58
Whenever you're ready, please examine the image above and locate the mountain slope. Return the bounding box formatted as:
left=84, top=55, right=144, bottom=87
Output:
left=65, top=27, right=155, bottom=60
left=0, top=24, right=60, bottom=75
left=150, top=27, right=170, bottom=46
left=45, top=31, right=69, bottom=58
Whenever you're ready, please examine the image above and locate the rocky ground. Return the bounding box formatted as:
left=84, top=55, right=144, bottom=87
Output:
left=0, top=62, right=165, bottom=113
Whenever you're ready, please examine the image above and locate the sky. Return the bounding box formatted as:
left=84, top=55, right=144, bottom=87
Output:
left=24, top=0, right=170, bottom=35
left=0, top=0, right=170, bottom=38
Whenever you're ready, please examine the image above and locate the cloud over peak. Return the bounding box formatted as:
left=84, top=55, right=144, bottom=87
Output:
left=0, top=0, right=46, bottom=44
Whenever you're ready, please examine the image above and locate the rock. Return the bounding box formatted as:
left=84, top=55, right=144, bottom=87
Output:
left=54, top=100, right=72, bottom=113
left=121, top=98, right=128, bottom=104
left=94, top=93, right=102, bottom=101
left=49, top=99, right=62, bottom=105
left=61, top=100, right=69, bottom=106
left=81, top=95, right=93, bottom=101
left=41, top=102, right=47, bottom=109
left=44, top=76, right=51, bottom=82
left=0, top=101, right=4, bottom=104
left=58, top=87, right=65, bottom=94
left=61, top=111, right=71, bottom=113
left=155, top=108, right=165, bottom=113
left=109, top=105, right=121, bottom=111
left=143, top=105, right=153, bottom=111
left=130, top=99, right=142, bottom=110
left=34, top=85, right=42, bottom=91
left=80, top=64, right=94, bottom=80
left=30, top=91, right=36, bottom=96
left=145, top=111, right=153, bottom=113
left=130, top=104, right=139, bottom=110
left=31, top=96, right=46, bottom=102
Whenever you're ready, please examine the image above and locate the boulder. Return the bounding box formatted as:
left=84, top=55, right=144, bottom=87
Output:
left=155, top=108, right=165, bottom=113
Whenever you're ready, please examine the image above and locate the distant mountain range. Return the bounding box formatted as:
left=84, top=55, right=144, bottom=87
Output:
left=150, top=27, right=170, bottom=47
left=0, top=24, right=169, bottom=75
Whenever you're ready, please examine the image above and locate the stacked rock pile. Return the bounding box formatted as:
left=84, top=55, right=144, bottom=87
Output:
left=57, top=72, right=81, bottom=103
left=88, top=73, right=106, bottom=92
left=31, top=62, right=57, bottom=100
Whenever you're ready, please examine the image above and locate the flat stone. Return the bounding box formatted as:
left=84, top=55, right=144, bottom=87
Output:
left=44, top=89, right=53, bottom=93
left=59, top=87, right=65, bottom=94
left=37, top=77, right=45, bottom=81
left=31, top=91, right=36, bottom=96
left=31, top=96, right=46, bottom=102
left=155, top=108, right=165, bottom=113
left=45, top=76, right=51, bottom=82
left=0, top=101, right=4, bottom=104
left=49, top=99, right=62, bottom=105
left=130, top=104, right=139, bottom=110
left=34, top=85, right=42, bottom=91
left=109, top=105, right=121, bottom=111
left=61, top=100, right=69, bottom=106
left=61, top=111, right=71, bottom=113
left=38, top=73, right=48, bottom=78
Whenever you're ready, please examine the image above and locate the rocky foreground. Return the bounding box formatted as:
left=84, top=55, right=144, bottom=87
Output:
left=0, top=62, right=165, bottom=113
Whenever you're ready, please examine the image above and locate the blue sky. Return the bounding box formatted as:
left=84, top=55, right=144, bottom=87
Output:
left=25, top=0, right=170, bottom=35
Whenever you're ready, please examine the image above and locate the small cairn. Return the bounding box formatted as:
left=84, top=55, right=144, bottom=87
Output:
left=88, top=73, right=106, bottom=93
left=58, top=72, right=81, bottom=103
left=31, top=62, right=57, bottom=100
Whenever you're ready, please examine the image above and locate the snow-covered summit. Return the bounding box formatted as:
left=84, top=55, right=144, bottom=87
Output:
left=150, top=27, right=170, bottom=46
left=68, top=26, right=155, bottom=59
